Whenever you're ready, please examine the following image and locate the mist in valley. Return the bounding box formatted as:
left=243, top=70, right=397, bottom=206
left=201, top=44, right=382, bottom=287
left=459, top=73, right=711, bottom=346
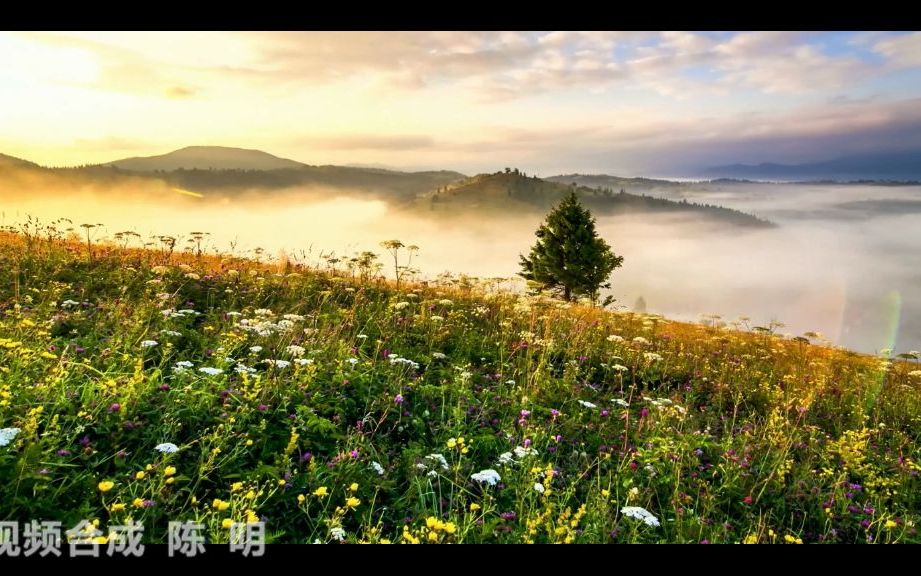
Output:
left=3, top=179, right=920, bottom=355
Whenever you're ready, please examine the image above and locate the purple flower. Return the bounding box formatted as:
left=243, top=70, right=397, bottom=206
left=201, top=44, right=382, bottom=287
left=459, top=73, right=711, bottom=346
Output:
left=601, top=410, right=610, bottom=417
left=57, top=449, right=71, bottom=457
left=350, top=449, right=359, bottom=459
left=523, top=438, right=532, bottom=448
left=142, top=499, right=156, bottom=508
left=79, top=435, right=91, bottom=447
left=160, top=384, right=170, bottom=392
left=257, top=404, right=268, bottom=412
left=550, top=409, right=560, bottom=419
left=394, top=394, right=404, bottom=405
left=301, top=451, right=313, bottom=463
left=639, top=408, right=649, bottom=419
left=108, top=403, right=121, bottom=413
left=500, top=512, right=517, bottom=521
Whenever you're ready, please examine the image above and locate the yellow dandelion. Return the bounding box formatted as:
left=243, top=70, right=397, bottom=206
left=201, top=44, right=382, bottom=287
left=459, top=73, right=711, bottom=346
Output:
left=98, top=481, right=114, bottom=493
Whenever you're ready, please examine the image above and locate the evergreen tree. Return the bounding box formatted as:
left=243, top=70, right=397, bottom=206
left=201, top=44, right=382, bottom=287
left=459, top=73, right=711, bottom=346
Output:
left=519, top=191, right=623, bottom=304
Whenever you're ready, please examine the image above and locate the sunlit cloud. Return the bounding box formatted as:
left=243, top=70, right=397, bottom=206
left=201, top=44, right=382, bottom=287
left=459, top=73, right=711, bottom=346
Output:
left=1, top=31, right=921, bottom=173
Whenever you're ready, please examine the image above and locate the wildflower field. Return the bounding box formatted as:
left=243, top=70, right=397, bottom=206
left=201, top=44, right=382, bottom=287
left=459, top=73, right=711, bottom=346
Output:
left=1, top=230, right=920, bottom=544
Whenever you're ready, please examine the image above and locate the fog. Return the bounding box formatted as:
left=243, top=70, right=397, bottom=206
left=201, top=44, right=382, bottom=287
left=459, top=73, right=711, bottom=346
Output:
left=3, top=180, right=920, bottom=355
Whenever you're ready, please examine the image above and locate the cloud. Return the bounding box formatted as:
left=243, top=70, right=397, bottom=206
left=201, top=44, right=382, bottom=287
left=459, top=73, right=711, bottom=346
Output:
left=296, top=134, right=436, bottom=151
left=873, top=32, right=921, bottom=69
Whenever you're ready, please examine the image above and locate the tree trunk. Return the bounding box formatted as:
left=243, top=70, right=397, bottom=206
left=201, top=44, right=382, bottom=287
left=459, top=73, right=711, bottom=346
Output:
left=564, top=285, right=571, bottom=301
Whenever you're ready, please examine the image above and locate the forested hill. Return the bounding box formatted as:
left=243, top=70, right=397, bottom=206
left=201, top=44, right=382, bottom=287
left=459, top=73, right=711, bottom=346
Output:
left=420, top=170, right=774, bottom=227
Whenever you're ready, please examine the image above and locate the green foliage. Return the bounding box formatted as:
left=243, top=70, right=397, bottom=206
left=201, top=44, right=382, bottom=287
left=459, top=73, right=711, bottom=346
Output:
left=519, top=191, right=624, bottom=303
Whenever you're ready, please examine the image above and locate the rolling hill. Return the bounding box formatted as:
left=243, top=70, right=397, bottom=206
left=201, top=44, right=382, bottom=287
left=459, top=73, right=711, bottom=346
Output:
left=419, top=171, right=774, bottom=227
left=106, top=146, right=307, bottom=171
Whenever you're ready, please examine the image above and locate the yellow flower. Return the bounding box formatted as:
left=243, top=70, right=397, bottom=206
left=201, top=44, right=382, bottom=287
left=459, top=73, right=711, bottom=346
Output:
left=885, top=520, right=898, bottom=529
left=222, top=518, right=234, bottom=529
left=110, top=503, right=126, bottom=512
left=427, top=531, right=439, bottom=542
left=345, top=497, right=360, bottom=509
left=313, top=486, right=328, bottom=497
left=135, top=471, right=145, bottom=480
left=163, top=466, right=176, bottom=477
left=191, top=496, right=198, bottom=505
left=245, top=510, right=259, bottom=523
left=165, top=477, right=176, bottom=485
left=245, top=490, right=256, bottom=500
left=349, top=482, right=359, bottom=492
left=601, top=489, right=610, bottom=498
left=213, top=499, right=230, bottom=511
left=426, top=517, right=439, bottom=529
left=447, top=438, right=457, bottom=449
left=297, top=494, right=306, bottom=504
left=277, top=478, right=287, bottom=486
left=93, top=536, right=108, bottom=545
left=461, top=447, right=469, bottom=454
left=245, top=439, right=254, bottom=446
left=443, top=522, right=457, bottom=535
left=98, top=481, right=115, bottom=493
left=469, top=503, right=481, bottom=512
left=145, top=464, right=153, bottom=471
left=133, top=498, right=145, bottom=508
left=743, top=534, right=758, bottom=544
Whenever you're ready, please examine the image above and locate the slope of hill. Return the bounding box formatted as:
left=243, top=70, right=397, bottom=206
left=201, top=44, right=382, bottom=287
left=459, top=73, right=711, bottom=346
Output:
left=420, top=171, right=774, bottom=227
left=0, top=153, right=40, bottom=169
left=0, top=230, right=918, bottom=544
left=546, top=173, right=686, bottom=190
left=107, top=145, right=307, bottom=171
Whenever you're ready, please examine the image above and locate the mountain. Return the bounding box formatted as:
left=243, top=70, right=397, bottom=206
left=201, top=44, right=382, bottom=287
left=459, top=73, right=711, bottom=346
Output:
left=417, top=171, right=774, bottom=227
left=704, top=151, right=921, bottom=181
left=0, top=153, right=40, bottom=169
left=107, top=146, right=306, bottom=171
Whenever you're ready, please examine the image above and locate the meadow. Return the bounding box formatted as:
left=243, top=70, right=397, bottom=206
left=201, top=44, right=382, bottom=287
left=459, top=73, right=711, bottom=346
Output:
left=1, top=226, right=920, bottom=544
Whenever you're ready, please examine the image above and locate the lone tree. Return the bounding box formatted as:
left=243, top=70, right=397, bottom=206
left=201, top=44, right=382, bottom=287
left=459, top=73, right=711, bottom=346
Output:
left=519, top=191, right=623, bottom=304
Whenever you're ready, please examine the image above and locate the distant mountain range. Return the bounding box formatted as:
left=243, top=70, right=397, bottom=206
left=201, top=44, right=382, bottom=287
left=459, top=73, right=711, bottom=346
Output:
left=1, top=146, right=770, bottom=227
left=704, top=151, right=921, bottom=181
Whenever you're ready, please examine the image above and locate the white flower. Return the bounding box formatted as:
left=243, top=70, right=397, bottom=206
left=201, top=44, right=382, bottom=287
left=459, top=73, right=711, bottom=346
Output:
left=254, top=309, right=274, bottom=316
left=470, top=469, right=502, bottom=486
left=161, top=330, right=182, bottom=337
left=607, top=335, right=624, bottom=343
left=294, top=358, right=314, bottom=366
left=620, top=506, right=660, bottom=527
left=282, top=314, right=304, bottom=322
left=199, top=367, right=224, bottom=376
left=909, top=370, right=921, bottom=378
left=154, top=442, right=179, bottom=453
left=425, top=453, right=449, bottom=471
left=632, top=337, right=650, bottom=345
left=438, top=299, right=454, bottom=306
left=357, top=334, right=368, bottom=339
left=0, top=427, right=21, bottom=447
left=430, top=316, right=444, bottom=322
left=513, top=446, right=538, bottom=459
left=612, top=364, right=629, bottom=372
left=533, top=483, right=545, bottom=494
left=249, top=346, right=263, bottom=353
left=370, top=461, right=385, bottom=476
left=286, top=345, right=306, bottom=357
left=432, top=352, right=447, bottom=360
left=612, top=399, right=629, bottom=407
left=346, top=358, right=359, bottom=366
left=330, top=527, right=346, bottom=542
left=393, top=302, right=410, bottom=311
left=498, top=452, right=515, bottom=465
left=177, top=309, right=199, bottom=316
left=577, top=400, right=597, bottom=409
left=227, top=311, right=242, bottom=317
left=140, top=340, right=159, bottom=348
left=270, top=360, right=291, bottom=369
left=61, top=299, right=80, bottom=308
left=427, top=470, right=438, bottom=478
left=235, top=363, right=257, bottom=374
left=643, top=352, right=663, bottom=362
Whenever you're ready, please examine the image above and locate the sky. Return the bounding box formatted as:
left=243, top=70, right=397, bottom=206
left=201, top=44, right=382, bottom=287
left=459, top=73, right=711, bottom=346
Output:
left=3, top=31, right=921, bottom=176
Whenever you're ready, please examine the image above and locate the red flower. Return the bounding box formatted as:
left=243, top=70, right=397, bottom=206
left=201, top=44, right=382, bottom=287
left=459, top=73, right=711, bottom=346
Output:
left=743, top=495, right=753, bottom=505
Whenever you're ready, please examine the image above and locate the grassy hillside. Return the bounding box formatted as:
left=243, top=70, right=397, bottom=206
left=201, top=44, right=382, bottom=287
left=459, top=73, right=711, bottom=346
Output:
left=0, top=230, right=919, bottom=544
left=421, top=171, right=774, bottom=227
